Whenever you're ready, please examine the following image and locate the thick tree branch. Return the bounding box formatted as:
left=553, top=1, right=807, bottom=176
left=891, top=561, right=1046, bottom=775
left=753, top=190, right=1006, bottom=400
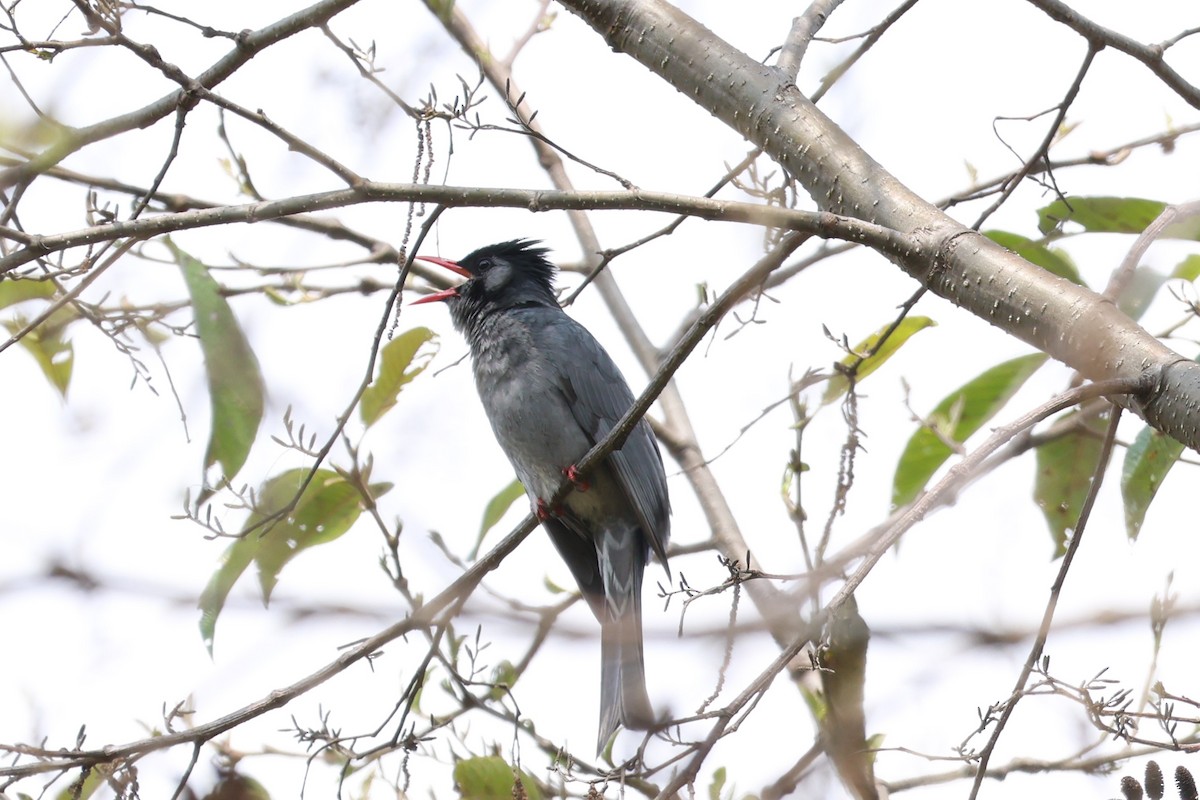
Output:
left=559, top=0, right=1200, bottom=452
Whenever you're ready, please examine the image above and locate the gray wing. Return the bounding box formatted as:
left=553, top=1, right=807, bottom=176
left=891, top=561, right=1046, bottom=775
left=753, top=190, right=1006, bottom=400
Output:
left=549, top=316, right=671, bottom=567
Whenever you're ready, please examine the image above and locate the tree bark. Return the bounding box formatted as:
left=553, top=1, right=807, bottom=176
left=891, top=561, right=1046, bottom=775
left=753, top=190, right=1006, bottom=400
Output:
left=561, top=0, right=1200, bottom=451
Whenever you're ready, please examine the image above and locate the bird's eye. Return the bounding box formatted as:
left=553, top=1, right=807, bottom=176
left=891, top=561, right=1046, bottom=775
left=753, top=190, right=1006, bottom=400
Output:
left=478, top=257, right=493, bottom=270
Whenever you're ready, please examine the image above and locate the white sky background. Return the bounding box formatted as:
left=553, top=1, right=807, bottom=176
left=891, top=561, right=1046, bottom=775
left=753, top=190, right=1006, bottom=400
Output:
left=2, top=1, right=1200, bottom=798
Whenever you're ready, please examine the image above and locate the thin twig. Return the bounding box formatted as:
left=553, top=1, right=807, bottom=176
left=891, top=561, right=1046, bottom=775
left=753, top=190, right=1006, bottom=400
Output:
left=1104, top=199, right=1200, bottom=302
left=967, top=405, right=1124, bottom=799
left=971, top=43, right=1098, bottom=230
left=1024, top=0, right=1200, bottom=109
left=0, top=183, right=914, bottom=276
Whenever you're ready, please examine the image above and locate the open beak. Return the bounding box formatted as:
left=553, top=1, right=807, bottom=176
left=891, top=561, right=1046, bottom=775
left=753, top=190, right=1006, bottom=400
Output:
left=410, top=255, right=471, bottom=305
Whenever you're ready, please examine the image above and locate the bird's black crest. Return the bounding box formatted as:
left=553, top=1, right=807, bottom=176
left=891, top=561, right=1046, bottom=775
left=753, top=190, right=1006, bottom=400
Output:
left=459, top=239, right=555, bottom=287
left=440, top=239, right=562, bottom=337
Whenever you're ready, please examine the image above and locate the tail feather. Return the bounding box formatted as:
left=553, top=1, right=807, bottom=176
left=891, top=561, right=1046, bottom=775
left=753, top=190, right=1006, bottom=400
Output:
left=597, top=603, right=654, bottom=751
left=596, top=527, right=654, bottom=752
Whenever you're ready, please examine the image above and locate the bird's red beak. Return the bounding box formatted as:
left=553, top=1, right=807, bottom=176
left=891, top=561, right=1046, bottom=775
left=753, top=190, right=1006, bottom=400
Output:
left=411, top=255, right=471, bottom=305
left=410, top=286, right=459, bottom=304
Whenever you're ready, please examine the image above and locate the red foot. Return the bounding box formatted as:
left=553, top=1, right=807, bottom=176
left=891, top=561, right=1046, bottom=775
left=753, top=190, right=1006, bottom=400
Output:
left=563, top=465, right=590, bottom=492
left=536, top=499, right=562, bottom=521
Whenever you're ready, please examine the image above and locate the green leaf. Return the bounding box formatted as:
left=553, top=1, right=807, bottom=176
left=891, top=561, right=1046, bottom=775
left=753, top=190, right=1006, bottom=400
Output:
left=1122, top=425, right=1185, bottom=540
left=410, top=665, right=432, bottom=714
left=1034, top=411, right=1107, bottom=557
left=984, top=230, right=1084, bottom=285
left=1032, top=412, right=1104, bottom=556
left=892, top=353, right=1047, bottom=508
left=709, top=767, right=728, bottom=800
left=252, top=468, right=393, bottom=602
left=4, top=307, right=74, bottom=397
left=799, top=682, right=827, bottom=723
left=453, top=756, right=541, bottom=800
left=0, top=277, right=55, bottom=309
left=55, top=766, right=107, bottom=800
left=472, top=479, right=525, bottom=559
left=489, top=660, right=517, bottom=699
left=822, top=316, right=936, bottom=405
left=198, top=532, right=257, bottom=656
left=448, top=632, right=466, bottom=663
left=202, top=771, right=272, bottom=800
left=361, top=327, right=438, bottom=427
left=865, top=733, right=885, bottom=764
left=1171, top=254, right=1200, bottom=282
left=198, top=467, right=392, bottom=654
left=427, top=0, right=456, bottom=25
left=1037, top=196, right=1200, bottom=239
left=170, top=240, right=265, bottom=494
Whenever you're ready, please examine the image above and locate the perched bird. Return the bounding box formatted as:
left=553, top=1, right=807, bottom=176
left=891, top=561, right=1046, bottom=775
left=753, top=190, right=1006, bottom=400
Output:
left=413, top=239, right=670, bottom=751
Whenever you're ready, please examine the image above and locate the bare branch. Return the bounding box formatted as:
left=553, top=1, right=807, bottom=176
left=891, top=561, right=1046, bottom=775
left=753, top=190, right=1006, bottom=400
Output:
left=775, top=0, right=845, bottom=81
left=0, top=0, right=365, bottom=190
left=968, top=407, right=1123, bottom=798
left=970, top=43, right=1099, bottom=230
left=0, top=182, right=914, bottom=276
left=1024, top=0, right=1200, bottom=109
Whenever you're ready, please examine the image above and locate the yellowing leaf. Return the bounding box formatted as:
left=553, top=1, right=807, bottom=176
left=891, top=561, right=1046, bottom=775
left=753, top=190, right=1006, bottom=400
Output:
left=0, top=277, right=55, bottom=309
left=472, top=478, right=525, bottom=558
left=1171, top=254, right=1200, bottom=283
left=361, top=327, right=438, bottom=427
left=822, top=316, right=936, bottom=405
left=4, top=307, right=75, bottom=397
left=453, top=756, right=541, bottom=800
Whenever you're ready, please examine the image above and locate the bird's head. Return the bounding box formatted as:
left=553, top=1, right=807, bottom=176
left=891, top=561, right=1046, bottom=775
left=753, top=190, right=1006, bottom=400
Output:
left=412, top=239, right=558, bottom=330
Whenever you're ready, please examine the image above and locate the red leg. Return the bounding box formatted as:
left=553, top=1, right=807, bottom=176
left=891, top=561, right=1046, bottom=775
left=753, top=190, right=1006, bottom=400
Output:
left=563, top=465, right=590, bottom=492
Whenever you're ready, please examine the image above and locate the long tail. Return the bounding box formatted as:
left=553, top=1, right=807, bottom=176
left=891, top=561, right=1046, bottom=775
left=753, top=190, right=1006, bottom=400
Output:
left=597, top=527, right=654, bottom=752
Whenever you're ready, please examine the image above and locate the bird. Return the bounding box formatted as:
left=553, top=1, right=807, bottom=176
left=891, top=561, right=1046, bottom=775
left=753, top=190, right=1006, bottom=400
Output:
left=412, top=239, right=671, bottom=752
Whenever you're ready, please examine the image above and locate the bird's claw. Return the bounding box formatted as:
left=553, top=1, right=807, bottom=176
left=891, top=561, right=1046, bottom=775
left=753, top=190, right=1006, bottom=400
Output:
left=535, top=499, right=562, bottom=521
left=563, top=465, right=590, bottom=492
